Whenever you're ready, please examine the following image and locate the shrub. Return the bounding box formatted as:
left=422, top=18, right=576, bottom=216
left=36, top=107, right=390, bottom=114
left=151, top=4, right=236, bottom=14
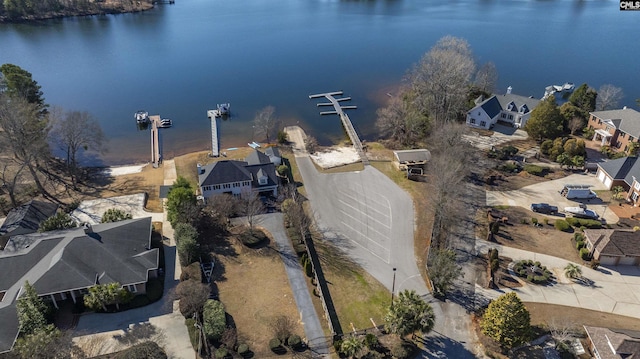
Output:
left=203, top=300, right=226, bottom=341
left=501, top=162, right=519, bottom=173
left=277, top=130, right=288, bottom=144
left=38, top=212, right=76, bottom=232
left=185, top=318, right=198, bottom=350
left=527, top=274, right=534, bottom=282
left=269, top=338, right=282, bottom=351
left=524, top=164, right=545, bottom=176
left=533, top=276, right=546, bottom=283
left=237, top=343, right=250, bottom=355
left=576, top=241, right=585, bottom=250
left=180, top=262, right=203, bottom=282
left=579, top=248, right=591, bottom=260
left=114, top=341, right=167, bottom=359
left=364, top=333, right=379, bottom=349
left=101, top=208, right=133, bottom=223
left=390, top=341, right=415, bottom=359
left=543, top=218, right=549, bottom=225
left=214, top=348, right=228, bottom=359
left=531, top=217, right=538, bottom=225
left=554, top=220, right=571, bottom=232
left=567, top=218, right=601, bottom=229
left=288, top=334, right=302, bottom=350
left=573, top=233, right=585, bottom=242
left=304, top=259, right=313, bottom=277
left=540, top=139, right=553, bottom=155
left=521, top=218, right=529, bottom=225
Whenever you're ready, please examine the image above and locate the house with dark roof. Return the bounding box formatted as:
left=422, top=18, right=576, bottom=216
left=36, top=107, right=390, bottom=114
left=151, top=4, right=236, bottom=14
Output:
left=583, top=228, right=640, bottom=266
left=588, top=107, right=640, bottom=152
left=466, top=88, right=541, bottom=130
left=393, top=149, right=432, bottom=170
left=584, top=326, right=640, bottom=359
left=595, top=156, right=640, bottom=205
left=198, top=149, right=279, bottom=199
left=0, top=217, right=158, bottom=353
left=0, top=200, right=58, bottom=248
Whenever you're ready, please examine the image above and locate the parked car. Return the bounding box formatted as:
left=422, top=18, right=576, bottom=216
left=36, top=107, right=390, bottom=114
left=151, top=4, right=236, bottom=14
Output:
left=564, top=206, right=599, bottom=219
left=531, top=203, right=559, bottom=214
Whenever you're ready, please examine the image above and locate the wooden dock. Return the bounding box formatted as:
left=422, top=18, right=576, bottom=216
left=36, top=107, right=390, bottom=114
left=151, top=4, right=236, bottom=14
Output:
left=207, top=110, right=220, bottom=157
left=309, top=91, right=368, bottom=166
left=149, top=115, right=162, bottom=168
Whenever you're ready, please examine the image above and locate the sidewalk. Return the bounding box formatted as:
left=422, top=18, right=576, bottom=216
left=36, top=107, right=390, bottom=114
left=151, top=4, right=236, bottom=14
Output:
left=475, top=241, right=640, bottom=319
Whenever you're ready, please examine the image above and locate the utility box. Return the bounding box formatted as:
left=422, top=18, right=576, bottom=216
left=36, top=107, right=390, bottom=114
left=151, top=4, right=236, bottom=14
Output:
left=560, top=185, right=598, bottom=199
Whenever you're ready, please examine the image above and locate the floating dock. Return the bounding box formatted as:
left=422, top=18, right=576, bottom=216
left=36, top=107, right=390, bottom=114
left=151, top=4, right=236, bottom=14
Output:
left=309, top=91, right=368, bottom=166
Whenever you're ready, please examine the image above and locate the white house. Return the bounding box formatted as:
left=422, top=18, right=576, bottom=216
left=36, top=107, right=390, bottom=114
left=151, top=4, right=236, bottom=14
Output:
left=466, top=87, right=541, bottom=130
left=198, top=149, right=279, bottom=199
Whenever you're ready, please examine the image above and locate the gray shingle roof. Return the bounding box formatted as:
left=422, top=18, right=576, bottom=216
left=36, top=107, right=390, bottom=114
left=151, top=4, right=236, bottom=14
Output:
left=0, top=200, right=58, bottom=238
left=199, top=160, right=252, bottom=187
left=478, top=96, right=502, bottom=119
left=494, top=93, right=541, bottom=113
left=0, top=217, right=156, bottom=353
left=592, top=108, right=640, bottom=137
left=245, top=149, right=271, bottom=165
left=394, top=149, right=431, bottom=163
left=245, top=163, right=278, bottom=189
left=265, top=147, right=280, bottom=159
left=597, top=157, right=640, bottom=186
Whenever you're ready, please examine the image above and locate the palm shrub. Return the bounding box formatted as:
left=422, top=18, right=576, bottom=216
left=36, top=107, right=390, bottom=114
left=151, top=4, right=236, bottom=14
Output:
left=564, top=263, right=582, bottom=279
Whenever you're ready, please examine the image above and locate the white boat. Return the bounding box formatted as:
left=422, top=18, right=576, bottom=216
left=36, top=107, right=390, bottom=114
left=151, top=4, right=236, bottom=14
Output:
left=135, top=110, right=149, bottom=123
left=158, top=119, right=172, bottom=128
left=217, top=103, right=230, bottom=116
left=564, top=206, right=599, bottom=220
left=248, top=142, right=261, bottom=149
left=543, top=82, right=575, bottom=100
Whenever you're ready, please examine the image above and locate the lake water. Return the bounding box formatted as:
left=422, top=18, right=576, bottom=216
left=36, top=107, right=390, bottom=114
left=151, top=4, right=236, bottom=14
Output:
left=1, top=0, right=638, bottom=165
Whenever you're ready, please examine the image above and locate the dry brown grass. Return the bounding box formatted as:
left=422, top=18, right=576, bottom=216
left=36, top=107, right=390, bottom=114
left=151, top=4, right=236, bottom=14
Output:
left=526, top=302, right=640, bottom=331
left=478, top=207, right=580, bottom=263
left=213, top=241, right=305, bottom=358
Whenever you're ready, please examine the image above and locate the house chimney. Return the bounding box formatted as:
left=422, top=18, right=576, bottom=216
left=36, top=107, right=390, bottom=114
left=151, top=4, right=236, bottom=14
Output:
left=506, top=86, right=512, bottom=95
left=83, top=222, right=93, bottom=234
left=197, top=163, right=204, bottom=175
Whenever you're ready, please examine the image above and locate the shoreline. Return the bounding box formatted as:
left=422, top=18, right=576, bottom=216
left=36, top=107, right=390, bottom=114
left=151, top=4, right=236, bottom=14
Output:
left=0, top=1, right=154, bottom=24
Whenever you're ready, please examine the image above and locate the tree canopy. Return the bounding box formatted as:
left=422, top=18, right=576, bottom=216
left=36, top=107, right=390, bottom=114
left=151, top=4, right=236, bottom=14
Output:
left=0, top=63, right=47, bottom=115
left=166, top=177, right=197, bottom=226
left=481, top=292, right=531, bottom=349
left=83, top=282, right=132, bottom=312
left=16, top=281, right=50, bottom=335
left=427, top=248, right=463, bottom=296
left=384, top=289, right=435, bottom=337
left=101, top=208, right=133, bottom=223
left=568, top=83, right=596, bottom=114
left=524, top=96, right=564, bottom=141
left=38, top=212, right=76, bottom=232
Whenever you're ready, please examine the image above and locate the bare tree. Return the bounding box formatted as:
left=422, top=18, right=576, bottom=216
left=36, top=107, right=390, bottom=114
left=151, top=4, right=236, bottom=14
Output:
left=596, top=84, right=624, bottom=110
left=427, top=123, right=474, bottom=248
left=411, top=36, right=476, bottom=124
left=50, top=109, right=106, bottom=188
left=474, top=62, right=498, bottom=93
left=240, top=190, right=264, bottom=233
left=0, top=94, right=53, bottom=200
left=204, top=193, right=237, bottom=225
left=1, top=159, right=27, bottom=207
left=567, top=116, right=585, bottom=135
left=376, top=89, right=430, bottom=148
left=175, top=280, right=210, bottom=318
left=253, top=106, right=277, bottom=143
left=304, top=135, right=318, bottom=154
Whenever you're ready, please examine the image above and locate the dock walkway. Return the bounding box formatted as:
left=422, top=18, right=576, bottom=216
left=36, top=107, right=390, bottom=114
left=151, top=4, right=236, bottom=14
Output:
left=309, top=92, right=369, bottom=166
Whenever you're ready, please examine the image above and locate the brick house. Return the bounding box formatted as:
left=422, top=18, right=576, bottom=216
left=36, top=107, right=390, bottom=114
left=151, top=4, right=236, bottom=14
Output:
left=583, top=228, right=640, bottom=266
left=595, top=157, right=640, bottom=205
left=584, top=325, right=640, bottom=359
left=587, top=107, right=640, bottom=152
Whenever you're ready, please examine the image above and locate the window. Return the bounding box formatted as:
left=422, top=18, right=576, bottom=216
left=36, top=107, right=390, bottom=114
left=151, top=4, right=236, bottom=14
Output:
left=244, top=181, right=251, bottom=186
left=508, top=115, right=513, bottom=120
left=127, top=284, right=137, bottom=293
left=469, top=118, right=476, bottom=124
left=635, top=181, right=640, bottom=191
left=223, top=184, right=231, bottom=189
left=598, top=119, right=602, bottom=124
left=480, top=121, right=486, bottom=127
left=620, top=132, right=626, bottom=138
left=630, top=136, right=635, bottom=142
left=477, top=111, right=481, bottom=115
left=214, top=185, right=221, bottom=190
left=501, top=113, right=506, bottom=119
left=233, top=183, right=239, bottom=188
left=259, top=177, right=267, bottom=185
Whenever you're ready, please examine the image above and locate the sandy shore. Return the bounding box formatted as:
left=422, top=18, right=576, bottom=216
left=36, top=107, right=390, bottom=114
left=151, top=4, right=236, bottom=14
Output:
left=102, top=164, right=148, bottom=176
left=310, top=147, right=360, bottom=169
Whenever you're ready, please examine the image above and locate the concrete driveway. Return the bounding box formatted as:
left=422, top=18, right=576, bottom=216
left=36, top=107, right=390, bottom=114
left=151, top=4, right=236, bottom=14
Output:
left=486, top=173, right=619, bottom=223
left=475, top=241, right=640, bottom=319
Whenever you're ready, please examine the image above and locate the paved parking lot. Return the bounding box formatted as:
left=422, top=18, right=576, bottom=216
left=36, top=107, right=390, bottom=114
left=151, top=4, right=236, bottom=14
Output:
left=486, top=173, right=619, bottom=223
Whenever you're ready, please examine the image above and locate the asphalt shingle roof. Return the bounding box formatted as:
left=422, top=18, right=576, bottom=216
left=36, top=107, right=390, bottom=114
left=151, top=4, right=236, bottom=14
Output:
left=584, top=229, right=640, bottom=257
left=0, top=200, right=58, bottom=237
left=592, top=108, right=640, bottom=137
left=479, top=96, right=502, bottom=119
left=245, top=149, right=271, bottom=165
left=494, top=93, right=541, bottom=113
left=199, top=160, right=252, bottom=187
left=597, top=157, right=640, bottom=185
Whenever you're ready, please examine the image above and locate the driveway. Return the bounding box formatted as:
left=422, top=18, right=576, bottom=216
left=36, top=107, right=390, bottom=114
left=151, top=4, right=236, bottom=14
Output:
left=475, top=241, right=640, bottom=319
left=71, top=193, right=164, bottom=224
left=486, top=173, right=619, bottom=223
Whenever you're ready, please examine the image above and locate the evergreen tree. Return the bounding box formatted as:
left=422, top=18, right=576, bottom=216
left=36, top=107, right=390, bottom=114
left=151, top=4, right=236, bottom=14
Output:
left=101, top=208, right=132, bottom=223
left=0, top=63, right=47, bottom=115
left=84, top=282, right=132, bottom=312
left=38, top=212, right=76, bottom=232
left=166, top=177, right=197, bottom=226
left=524, top=96, right=564, bottom=141
left=16, top=281, right=49, bottom=335
left=481, top=292, right=531, bottom=349
left=568, top=83, right=597, bottom=113
left=427, top=249, right=463, bottom=296
left=203, top=299, right=226, bottom=341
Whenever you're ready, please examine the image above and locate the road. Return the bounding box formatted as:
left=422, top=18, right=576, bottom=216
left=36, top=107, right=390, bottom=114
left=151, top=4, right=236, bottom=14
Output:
left=252, top=213, right=330, bottom=356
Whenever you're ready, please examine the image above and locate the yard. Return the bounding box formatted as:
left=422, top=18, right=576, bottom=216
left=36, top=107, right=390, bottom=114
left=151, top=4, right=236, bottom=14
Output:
left=477, top=206, right=580, bottom=263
